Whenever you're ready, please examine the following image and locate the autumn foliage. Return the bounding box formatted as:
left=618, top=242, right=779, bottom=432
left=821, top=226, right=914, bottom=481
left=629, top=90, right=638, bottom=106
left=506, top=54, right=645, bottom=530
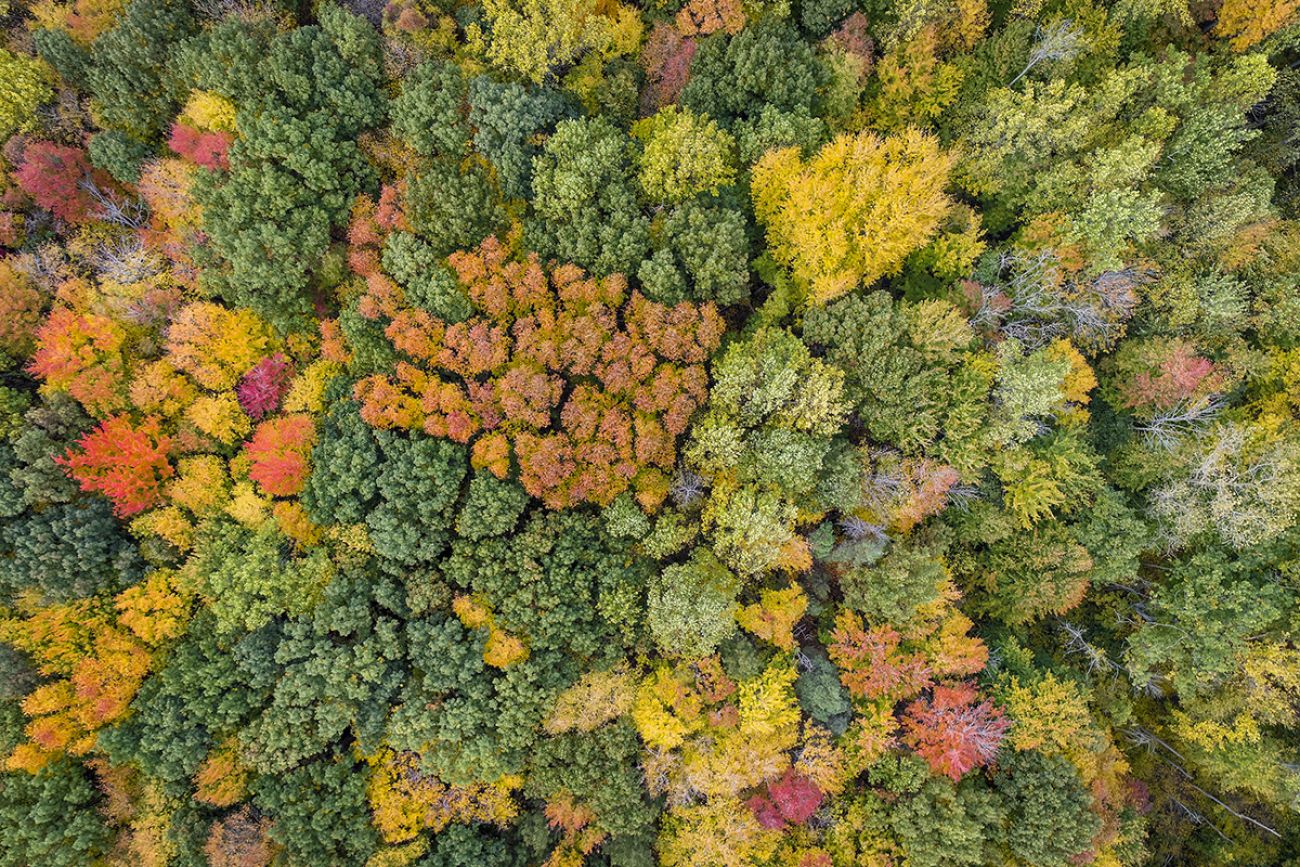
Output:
left=58, top=415, right=174, bottom=518
left=356, top=236, right=724, bottom=509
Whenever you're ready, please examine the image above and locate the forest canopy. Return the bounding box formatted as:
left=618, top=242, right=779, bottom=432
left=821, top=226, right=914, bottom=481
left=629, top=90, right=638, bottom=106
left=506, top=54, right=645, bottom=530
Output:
left=1, top=0, right=1300, bottom=864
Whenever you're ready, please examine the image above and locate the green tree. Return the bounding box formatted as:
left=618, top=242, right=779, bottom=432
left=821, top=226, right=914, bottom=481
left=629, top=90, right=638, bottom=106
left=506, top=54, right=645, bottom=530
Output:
left=647, top=547, right=739, bottom=657
left=195, top=10, right=386, bottom=326
left=528, top=116, right=650, bottom=275
left=633, top=106, right=737, bottom=205
left=252, top=754, right=379, bottom=864
left=994, top=750, right=1101, bottom=867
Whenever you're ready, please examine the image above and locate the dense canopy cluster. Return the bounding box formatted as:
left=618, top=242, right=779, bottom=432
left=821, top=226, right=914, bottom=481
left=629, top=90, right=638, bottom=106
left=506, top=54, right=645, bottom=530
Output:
left=1, top=0, right=1299, bottom=864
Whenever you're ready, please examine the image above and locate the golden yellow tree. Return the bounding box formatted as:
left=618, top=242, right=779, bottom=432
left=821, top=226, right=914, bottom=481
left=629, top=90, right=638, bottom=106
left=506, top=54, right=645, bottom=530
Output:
left=751, top=128, right=955, bottom=305
left=1217, top=0, right=1298, bottom=51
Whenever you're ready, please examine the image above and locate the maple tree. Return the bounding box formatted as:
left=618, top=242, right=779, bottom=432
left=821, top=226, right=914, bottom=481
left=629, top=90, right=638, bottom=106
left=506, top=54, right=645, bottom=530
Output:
left=57, top=415, right=173, bottom=518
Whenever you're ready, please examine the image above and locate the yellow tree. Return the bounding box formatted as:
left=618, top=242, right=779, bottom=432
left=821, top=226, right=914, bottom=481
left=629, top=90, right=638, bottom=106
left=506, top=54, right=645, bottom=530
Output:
left=751, top=128, right=955, bottom=305
left=1217, top=0, right=1298, bottom=51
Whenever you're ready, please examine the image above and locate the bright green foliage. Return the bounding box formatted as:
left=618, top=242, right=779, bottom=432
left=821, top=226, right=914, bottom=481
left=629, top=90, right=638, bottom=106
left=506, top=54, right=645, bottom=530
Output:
left=839, top=534, right=947, bottom=627
left=1124, top=548, right=1292, bottom=699
left=686, top=327, right=851, bottom=575
left=193, top=521, right=334, bottom=635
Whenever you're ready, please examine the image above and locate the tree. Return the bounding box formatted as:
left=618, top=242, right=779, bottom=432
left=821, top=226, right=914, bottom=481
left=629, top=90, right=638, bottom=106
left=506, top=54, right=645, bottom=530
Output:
left=633, top=106, right=737, bottom=204
left=902, top=682, right=1010, bottom=780
left=0, top=752, right=111, bottom=867
left=252, top=756, right=379, bottom=865
left=57, top=415, right=173, bottom=518
left=392, top=61, right=471, bottom=158
left=474, top=0, right=612, bottom=84
left=803, top=291, right=979, bottom=459
left=686, top=326, right=851, bottom=574
left=356, top=238, right=723, bottom=509
left=890, top=777, right=1002, bottom=867
left=83, top=0, right=196, bottom=143
left=647, top=547, right=739, bottom=657
left=195, top=11, right=386, bottom=326
left=244, top=414, right=316, bottom=497
left=0, top=499, right=143, bottom=601
left=993, top=750, right=1101, bottom=866
left=640, top=201, right=751, bottom=306
left=1217, top=0, right=1297, bottom=51
left=0, top=49, right=53, bottom=140
left=528, top=117, right=651, bottom=275
left=468, top=77, right=576, bottom=200
left=404, top=158, right=504, bottom=256
left=236, top=354, right=294, bottom=420
left=13, top=142, right=101, bottom=224
left=681, top=21, right=822, bottom=127
left=752, top=128, right=955, bottom=304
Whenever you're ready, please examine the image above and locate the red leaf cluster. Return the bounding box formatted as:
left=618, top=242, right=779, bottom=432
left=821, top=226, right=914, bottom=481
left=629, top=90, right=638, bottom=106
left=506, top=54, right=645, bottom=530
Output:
left=14, top=141, right=98, bottom=224
left=58, top=415, right=174, bottom=517
left=902, top=682, right=1010, bottom=780
left=168, top=122, right=233, bottom=170
left=745, top=769, right=823, bottom=830
left=237, top=354, right=294, bottom=420
left=244, top=414, right=316, bottom=497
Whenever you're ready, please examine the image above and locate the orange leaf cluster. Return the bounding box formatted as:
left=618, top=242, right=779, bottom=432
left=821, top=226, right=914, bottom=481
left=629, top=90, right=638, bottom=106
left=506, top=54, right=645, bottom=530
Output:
left=355, top=237, right=725, bottom=509
left=244, top=414, right=317, bottom=497
left=58, top=415, right=174, bottom=517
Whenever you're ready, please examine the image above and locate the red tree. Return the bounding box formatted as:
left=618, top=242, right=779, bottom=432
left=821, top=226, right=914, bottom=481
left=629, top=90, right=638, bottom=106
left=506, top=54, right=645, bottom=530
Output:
left=14, top=141, right=99, bottom=224
left=746, top=769, right=823, bottom=829
left=244, top=414, right=316, bottom=497
left=237, top=354, right=294, bottom=420
left=168, top=123, right=232, bottom=170
left=58, top=415, right=174, bottom=517
left=902, top=682, right=1010, bottom=780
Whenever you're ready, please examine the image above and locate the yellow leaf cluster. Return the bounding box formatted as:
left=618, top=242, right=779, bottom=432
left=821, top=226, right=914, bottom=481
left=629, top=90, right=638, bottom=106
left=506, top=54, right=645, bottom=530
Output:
left=751, top=129, right=955, bottom=305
